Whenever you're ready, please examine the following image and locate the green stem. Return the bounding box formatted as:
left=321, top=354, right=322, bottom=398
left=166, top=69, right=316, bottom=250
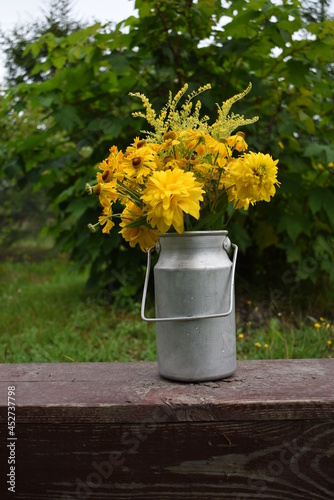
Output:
left=224, top=200, right=239, bottom=227
left=117, top=180, right=142, bottom=205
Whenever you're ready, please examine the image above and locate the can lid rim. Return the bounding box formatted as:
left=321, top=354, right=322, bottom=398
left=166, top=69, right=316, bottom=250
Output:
left=158, top=230, right=228, bottom=238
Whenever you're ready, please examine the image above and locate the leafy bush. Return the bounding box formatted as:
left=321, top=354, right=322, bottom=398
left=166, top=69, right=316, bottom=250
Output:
left=1, top=0, right=333, bottom=303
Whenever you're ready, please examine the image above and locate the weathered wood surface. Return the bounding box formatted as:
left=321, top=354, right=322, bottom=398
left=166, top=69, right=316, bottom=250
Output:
left=0, top=359, right=333, bottom=499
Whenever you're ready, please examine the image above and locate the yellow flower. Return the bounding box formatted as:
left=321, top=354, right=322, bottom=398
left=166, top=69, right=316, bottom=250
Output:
left=314, top=323, right=321, bottom=329
left=98, top=206, right=115, bottom=234
left=225, top=152, right=279, bottom=209
left=97, top=146, right=124, bottom=183
left=206, top=136, right=230, bottom=158
left=119, top=202, right=159, bottom=252
left=161, top=131, right=180, bottom=151
left=227, top=132, right=248, bottom=152
left=192, top=161, right=217, bottom=179
left=93, top=181, right=118, bottom=208
left=264, top=343, right=269, bottom=349
left=141, top=168, right=204, bottom=234
left=328, top=340, right=332, bottom=347
left=124, top=137, right=148, bottom=155
left=162, top=155, right=181, bottom=170
left=254, top=342, right=261, bottom=348
left=181, top=129, right=208, bottom=156
left=87, top=84, right=280, bottom=245
left=121, top=146, right=158, bottom=182
left=238, top=333, right=244, bottom=340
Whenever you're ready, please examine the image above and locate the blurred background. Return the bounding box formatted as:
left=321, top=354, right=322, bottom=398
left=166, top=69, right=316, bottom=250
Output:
left=0, top=0, right=333, bottom=363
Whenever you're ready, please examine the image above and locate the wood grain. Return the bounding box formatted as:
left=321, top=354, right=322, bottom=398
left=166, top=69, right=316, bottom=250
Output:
left=0, top=359, right=333, bottom=499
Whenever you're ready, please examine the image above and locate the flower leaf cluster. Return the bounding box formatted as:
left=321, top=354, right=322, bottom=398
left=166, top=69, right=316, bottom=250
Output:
left=87, top=84, right=279, bottom=252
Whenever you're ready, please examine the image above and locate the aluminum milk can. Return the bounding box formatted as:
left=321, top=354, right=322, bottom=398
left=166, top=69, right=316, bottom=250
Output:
left=141, top=231, right=238, bottom=382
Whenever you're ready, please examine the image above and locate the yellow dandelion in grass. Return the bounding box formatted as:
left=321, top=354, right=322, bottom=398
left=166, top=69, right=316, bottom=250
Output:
left=141, top=168, right=204, bottom=234
left=254, top=342, right=261, bottom=348
left=314, top=323, right=321, bottom=330
left=238, top=333, right=244, bottom=340
left=119, top=202, right=159, bottom=252
left=328, top=340, right=332, bottom=347
left=264, top=343, right=269, bottom=349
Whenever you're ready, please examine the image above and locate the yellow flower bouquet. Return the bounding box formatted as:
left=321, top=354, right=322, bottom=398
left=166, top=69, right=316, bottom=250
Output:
left=86, top=83, right=279, bottom=251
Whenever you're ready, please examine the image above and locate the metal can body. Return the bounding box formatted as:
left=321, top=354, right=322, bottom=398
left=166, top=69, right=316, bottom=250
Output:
left=154, top=231, right=236, bottom=382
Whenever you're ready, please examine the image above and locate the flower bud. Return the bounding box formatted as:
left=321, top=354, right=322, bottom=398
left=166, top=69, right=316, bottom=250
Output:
left=132, top=157, right=142, bottom=167
left=163, top=131, right=177, bottom=141
left=163, top=155, right=174, bottom=164
left=137, top=140, right=147, bottom=149
left=102, top=169, right=112, bottom=182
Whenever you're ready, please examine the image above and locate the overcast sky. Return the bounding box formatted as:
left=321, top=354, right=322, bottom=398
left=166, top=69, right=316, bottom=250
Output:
left=1, top=0, right=334, bottom=33
left=0, top=0, right=136, bottom=32
left=0, top=0, right=136, bottom=81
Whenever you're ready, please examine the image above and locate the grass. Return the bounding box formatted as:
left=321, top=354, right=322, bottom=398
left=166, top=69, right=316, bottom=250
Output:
left=0, top=254, right=332, bottom=363
left=236, top=316, right=333, bottom=360
left=0, top=256, right=156, bottom=363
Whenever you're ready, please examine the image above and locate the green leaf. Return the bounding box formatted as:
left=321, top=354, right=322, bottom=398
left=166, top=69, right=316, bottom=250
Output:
left=254, top=222, right=279, bottom=252
left=227, top=223, right=251, bottom=253
left=108, top=53, right=130, bottom=74
left=321, top=260, right=334, bottom=283
left=278, top=214, right=311, bottom=243
left=309, top=188, right=324, bottom=215
left=322, top=190, right=334, bottom=223
left=192, top=210, right=224, bottom=231
left=286, top=60, right=308, bottom=87
left=54, top=105, right=82, bottom=133
left=304, top=143, right=334, bottom=163
left=122, top=215, right=148, bottom=229
left=66, top=199, right=91, bottom=219
left=31, top=42, right=41, bottom=58
left=52, top=56, right=67, bottom=69
left=279, top=29, right=291, bottom=43
left=38, top=93, right=59, bottom=107
left=31, top=62, right=41, bottom=76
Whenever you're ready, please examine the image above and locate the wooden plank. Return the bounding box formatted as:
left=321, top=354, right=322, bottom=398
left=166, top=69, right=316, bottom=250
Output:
left=0, top=360, right=333, bottom=499
left=2, top=420, right=334, bottom=499
left=0, top=359, right=333, bottom=422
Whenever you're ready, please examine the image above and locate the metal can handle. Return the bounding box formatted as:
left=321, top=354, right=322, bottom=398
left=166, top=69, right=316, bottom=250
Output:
left=141, top=241, right=238, bottom=323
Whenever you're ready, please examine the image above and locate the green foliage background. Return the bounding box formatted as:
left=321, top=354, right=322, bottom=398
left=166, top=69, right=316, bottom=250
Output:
left=1, top=0, right=334, bottom=306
